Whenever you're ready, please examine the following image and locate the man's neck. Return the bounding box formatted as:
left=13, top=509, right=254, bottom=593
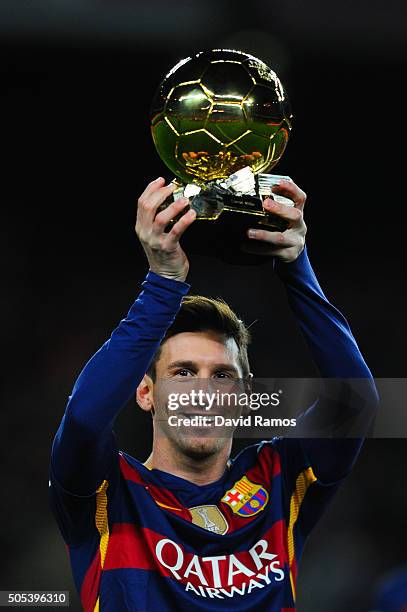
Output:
left=143, top=439, right=232, bottom=486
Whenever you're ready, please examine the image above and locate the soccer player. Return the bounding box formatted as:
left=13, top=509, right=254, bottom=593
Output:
left=49, top=177, right=378, bottom=611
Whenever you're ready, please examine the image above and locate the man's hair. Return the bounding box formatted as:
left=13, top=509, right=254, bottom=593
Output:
left=146, top=295, right=251, bottom=381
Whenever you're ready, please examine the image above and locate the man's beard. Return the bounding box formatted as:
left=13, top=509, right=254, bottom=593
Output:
left=174, top=434, right=225, bottom=461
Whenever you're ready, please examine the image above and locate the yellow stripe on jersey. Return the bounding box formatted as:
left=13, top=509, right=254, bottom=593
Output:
left=287, top=467, right=317, bottom=602
left=154, top=500, right=184, bottom=511
left=93, top=479, right=110, bottom=612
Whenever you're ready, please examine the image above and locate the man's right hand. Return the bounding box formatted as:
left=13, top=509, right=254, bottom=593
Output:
left=135, top=177, right=196, bottom=282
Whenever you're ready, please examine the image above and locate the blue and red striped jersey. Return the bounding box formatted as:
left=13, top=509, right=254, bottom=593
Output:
left=50, top=435, right=342, bottom=611
left=49, top=247, right=377, bottom=611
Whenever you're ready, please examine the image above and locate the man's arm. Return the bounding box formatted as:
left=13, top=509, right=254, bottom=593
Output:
left=274, top=245, right=378, bottom=482
left=50, top=177, right=196, bottom=497
left=50, top=271, right=190, bottom=495
left=247, top=179, right=378, bottom=484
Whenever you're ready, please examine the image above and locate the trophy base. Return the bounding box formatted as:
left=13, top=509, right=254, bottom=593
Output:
left=158, top=168, right=294, bottom=265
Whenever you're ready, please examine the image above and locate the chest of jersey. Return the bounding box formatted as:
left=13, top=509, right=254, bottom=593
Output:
left=97, top=448, right=294, bottom=608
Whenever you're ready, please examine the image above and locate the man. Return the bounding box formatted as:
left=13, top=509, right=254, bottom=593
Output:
left=49, top=177, right=377, bottom=611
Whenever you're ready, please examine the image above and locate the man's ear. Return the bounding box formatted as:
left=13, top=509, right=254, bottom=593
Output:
left=136, top=374, right=155, bottom=415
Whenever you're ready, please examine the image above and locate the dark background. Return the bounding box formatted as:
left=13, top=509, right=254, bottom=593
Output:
left=1, top=1, right=406, bottom=610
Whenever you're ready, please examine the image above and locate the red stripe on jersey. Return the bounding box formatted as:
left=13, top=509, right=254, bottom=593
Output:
left=290, top=554, right=298, bottom=585
left=119, top=454, right=145, bottom=485
left=103, top=520, right=288, bottom=588
left=119, top=454, right=192, bottom=522
left=80, top=548, right=102, bottom=612
left=248, top=443, right=281, bottom=482
left=103, top=523, right=156, bottom=570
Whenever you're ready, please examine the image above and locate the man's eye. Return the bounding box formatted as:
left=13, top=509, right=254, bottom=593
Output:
left=175, top=369, right=193, bottom=377
left=214, top=372, right=231, bottom=379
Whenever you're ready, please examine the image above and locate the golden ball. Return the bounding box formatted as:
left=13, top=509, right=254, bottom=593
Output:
left=150, top=49, right=292, bottom=185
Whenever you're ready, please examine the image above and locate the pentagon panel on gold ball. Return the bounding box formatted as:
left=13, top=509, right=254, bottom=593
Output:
left=150, top=49, right=294, bottom=264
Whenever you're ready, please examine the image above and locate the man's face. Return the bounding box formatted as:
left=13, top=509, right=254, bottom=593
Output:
left=151, top=330, right=245, bottom=460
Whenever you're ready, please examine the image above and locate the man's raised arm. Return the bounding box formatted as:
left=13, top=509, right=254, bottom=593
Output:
left=274, top=243, right=378, bottom=479
left=247, top=179, right=378, bottom=483
left=50, top=177, right=196, bottom=496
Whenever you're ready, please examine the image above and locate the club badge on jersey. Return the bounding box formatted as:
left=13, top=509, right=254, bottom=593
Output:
left=221, top=476, right=269, bottom=517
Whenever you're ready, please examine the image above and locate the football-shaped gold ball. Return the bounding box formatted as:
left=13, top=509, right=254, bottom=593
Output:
left=150, top=49, right=292, bottom=185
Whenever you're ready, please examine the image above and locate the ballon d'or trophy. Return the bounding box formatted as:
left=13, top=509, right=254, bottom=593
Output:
left=150, top=49, right=294, bottom=263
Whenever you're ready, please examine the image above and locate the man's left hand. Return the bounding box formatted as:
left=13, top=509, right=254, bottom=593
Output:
left=247, top=179, right=307, bottom=263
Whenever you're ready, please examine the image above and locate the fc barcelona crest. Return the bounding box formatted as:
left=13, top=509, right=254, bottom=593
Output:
left=221, top=476, right=269, bottom=517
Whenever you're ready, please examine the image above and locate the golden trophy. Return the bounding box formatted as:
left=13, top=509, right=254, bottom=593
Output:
left=150, top=49, right=294, bottom=262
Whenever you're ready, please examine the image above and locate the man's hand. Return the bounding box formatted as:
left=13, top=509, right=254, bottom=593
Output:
left=136, top=177, right=196, bottom=282
left=247, top=179, right=307, bottom=263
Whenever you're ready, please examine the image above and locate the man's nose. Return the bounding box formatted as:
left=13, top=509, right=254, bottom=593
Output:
left=191, top=375, right=211, bottom=393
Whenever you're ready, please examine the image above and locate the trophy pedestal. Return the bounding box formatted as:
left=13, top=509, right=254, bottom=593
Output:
left=159, top=168, right=295, bottom=265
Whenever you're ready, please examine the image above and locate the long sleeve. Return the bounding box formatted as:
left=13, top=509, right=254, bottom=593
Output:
left=50, top=270, right=190, bottom=497
left=273, top=246, right=378, bottom=484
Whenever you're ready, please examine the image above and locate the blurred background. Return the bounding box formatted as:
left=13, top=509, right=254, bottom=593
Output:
left=1, top=1, right=406, bottom=610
